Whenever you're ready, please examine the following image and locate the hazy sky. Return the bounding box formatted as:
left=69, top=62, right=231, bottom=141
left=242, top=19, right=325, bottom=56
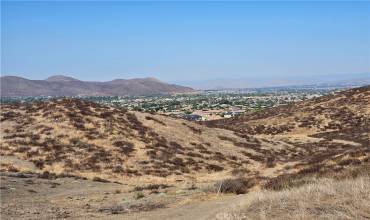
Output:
left=2, top=1, right=370, bottom=82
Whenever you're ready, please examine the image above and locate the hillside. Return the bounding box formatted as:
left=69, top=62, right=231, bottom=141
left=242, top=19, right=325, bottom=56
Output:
left=1, top=86, right=369, bottom=219
left=206, top=86, right=370, bottom=137
left=0, top=98, right=272, bottom=184
left=2, top=87, right=369, bottom=184
left=206, top=86, right=370, bottom=176
left=0, top=75, right=194, bottom=97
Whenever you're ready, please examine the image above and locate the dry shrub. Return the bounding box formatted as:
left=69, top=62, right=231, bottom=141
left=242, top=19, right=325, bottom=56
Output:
left=15, top=146, right=31, bottom=153
left=134, top=192, right=145, bottom=199
left=38, top=171, right=57, bottom=179
left=207, top=164, right=224, bottom=172
left=99, top=111, right=113, bottom=119
left=186, top=151, right=203, bottom=158
left=133, top=184, right=171, bottom=192
left=171, top=157, right=185, bottom=166
left=186, top=124, right=202, bottom=134
left=215, top=178, right=256, bottom=194
left=212, top=152, right=227, bottom=162
left=32, top=159, right=45, bottom=169
left=92, top=176, right=110, bottom=183
left=338, top=158, right=362, bottom=166
left=112, top=165, right=124, bottom=173
left=169, top=141, right=184, bottom=150
left=145, top=116, right=166, bottom=126
left=0, top=111, right=20, bottom=122
left=113, top=140, right=135, bottom=155
left=265, top=156, right=275, bottom=168
left=98, top=203, right=126, bottom=214
left=231, top=168, right=250, bottom=176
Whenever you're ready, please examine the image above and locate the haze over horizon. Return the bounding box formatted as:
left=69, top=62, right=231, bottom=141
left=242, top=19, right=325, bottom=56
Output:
left=2, top=1, right=370, bottom=84
left=2, top=72, right=370, bottom=90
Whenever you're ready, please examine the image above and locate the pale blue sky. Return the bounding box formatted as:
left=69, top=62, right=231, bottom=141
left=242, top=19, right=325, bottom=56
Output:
left=1, top=1, right=370, bottom=82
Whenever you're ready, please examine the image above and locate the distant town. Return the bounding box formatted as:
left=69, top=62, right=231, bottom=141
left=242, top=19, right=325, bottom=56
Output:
left=1, top=86, right=344, bottom=121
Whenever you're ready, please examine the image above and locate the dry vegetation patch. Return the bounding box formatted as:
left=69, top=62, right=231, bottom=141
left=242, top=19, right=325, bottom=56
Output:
left=216, top=175, right=370, bottom=220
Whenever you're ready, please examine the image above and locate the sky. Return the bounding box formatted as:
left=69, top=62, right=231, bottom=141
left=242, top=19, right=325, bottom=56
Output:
left=1, top=1, right=370, bottom=83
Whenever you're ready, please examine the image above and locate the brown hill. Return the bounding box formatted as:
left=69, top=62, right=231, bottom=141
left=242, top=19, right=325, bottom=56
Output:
left=1, top=86, right=369, bottom=219
left=206, top=86, right=369, bottom=142
left=206, top=85, right=370, bottom=179
left=1, top=86, right=369, bottom=185
left=0, top=98, right=271, bottom=184
left=0, top=75, right=194, bottom=97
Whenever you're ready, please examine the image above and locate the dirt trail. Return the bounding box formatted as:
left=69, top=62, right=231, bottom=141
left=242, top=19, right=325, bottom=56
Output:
left=122, top=195, right=243, bottom=220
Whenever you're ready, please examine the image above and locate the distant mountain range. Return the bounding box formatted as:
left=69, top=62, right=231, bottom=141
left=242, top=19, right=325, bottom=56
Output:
left=0, top=75, right=194, bottom=97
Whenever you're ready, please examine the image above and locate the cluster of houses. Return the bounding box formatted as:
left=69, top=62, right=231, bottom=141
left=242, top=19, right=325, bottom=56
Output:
left=168, top=108, right=245, bottom=121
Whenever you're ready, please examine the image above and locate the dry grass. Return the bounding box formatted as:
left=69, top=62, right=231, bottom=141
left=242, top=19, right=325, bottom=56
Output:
left=216, top=175, right=370, bottom=220
left=0, top=98, right=261, bottom=183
